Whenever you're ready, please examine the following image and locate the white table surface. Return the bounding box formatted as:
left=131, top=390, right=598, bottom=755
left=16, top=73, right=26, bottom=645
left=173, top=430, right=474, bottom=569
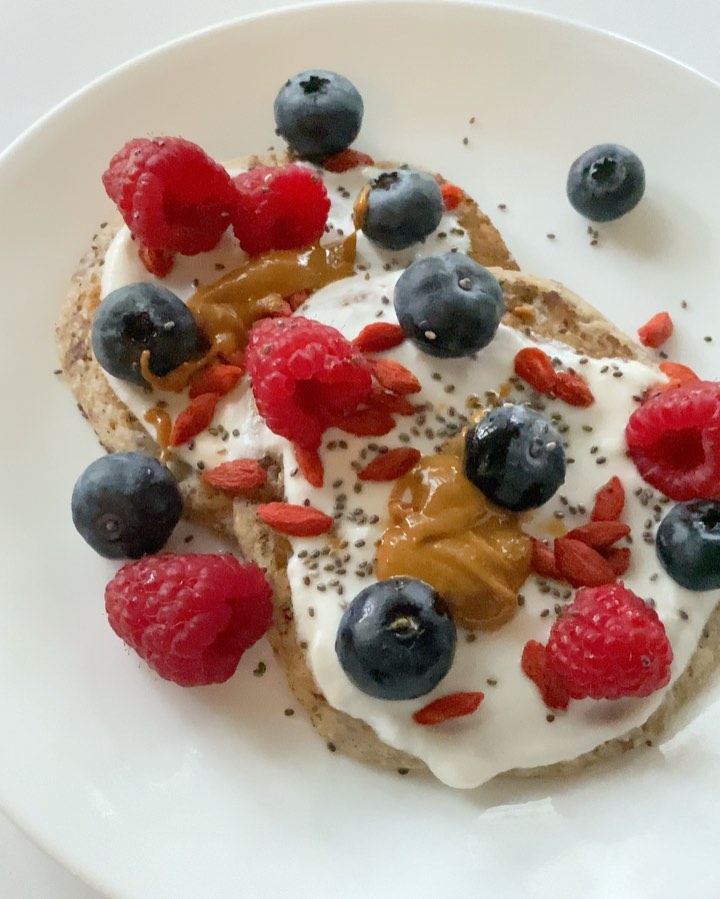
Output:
left=2, top=0, right=719, bottom=895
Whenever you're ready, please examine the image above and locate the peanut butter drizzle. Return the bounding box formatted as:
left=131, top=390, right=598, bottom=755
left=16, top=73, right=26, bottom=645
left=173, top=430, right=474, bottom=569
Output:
left=144, top=405, right=172, bottom=461
left=138, top=236, right=357, bottom=393
left=376, top=455, right=532, bottom=631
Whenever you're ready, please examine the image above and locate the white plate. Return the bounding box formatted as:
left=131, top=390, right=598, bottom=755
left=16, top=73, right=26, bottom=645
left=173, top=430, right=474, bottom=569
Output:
left=2, top=2, right=720, bottom=897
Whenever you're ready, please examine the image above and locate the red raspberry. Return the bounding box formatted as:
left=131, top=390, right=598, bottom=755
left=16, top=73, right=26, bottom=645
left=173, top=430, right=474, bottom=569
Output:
left=232, top=164, right=330, bottom=256
left=102, top=137, right=236, bottom=257
left=625, top=381, right=720, bottom=500
left=247, top=316, right=372, bottom=450
left=105, top=553, right=272, bottom=687
left=546, top=584, right=673, bottom=701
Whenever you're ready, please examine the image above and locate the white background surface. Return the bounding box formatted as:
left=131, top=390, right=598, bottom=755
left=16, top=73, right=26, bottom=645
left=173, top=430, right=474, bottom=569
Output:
left=1, top=0, right=719, bottom=896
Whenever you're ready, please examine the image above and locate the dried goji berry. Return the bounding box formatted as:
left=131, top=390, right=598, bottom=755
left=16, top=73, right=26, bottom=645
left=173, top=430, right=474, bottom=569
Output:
left=521, top=640, right=570, bottom=710
left=201, top=459, right=267, bottom=495
left=553, top=371, right=594, bottom=407
left=605, top=546, right=631, bottom=576
left=513, top=347, right=557, bottom=394
left=440, top=182, right=464, bottom=211
left=294, top=445, right=324, bottom=488
left=564, top=521, right=630, bottom=548
left=188, top=363, right=244, bottom=399
left=658, top=361, right=698, bottom=384
left=638, top=311, right=673, bottom=349
left=358, top=447, right=421, bottom=482
left=412, top=691, right=484, bottom=725
left=590, top=475, right=625, bottom=521
left=531, top=538, right=562, bottom=580
left=337, top=408, right=396, bottom=437
left=351, top=322, right=406, bottom=353
left=257, top=502, right=334, bottom=536
left=169, top=393, right=219, bottom=446
left=554, top=537, right=616, bottom=587
left=371, top=358, right=421, bottom=395
left=138, top=245, right=175, bottom=278
left=366, top=388, right=416, bottom=416
left=322, top=149, right=375, bottom=173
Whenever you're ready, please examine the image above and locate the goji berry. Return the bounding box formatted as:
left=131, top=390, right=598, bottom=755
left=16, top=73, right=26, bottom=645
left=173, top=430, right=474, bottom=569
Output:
left=531, top=538, right=562, bottom=580
left=257, top=502, right=334, bottom=536
left=513, top=347, right=557, bottom=394
left=322, top=149, right=375, bottom=173
left=564, top=521, right=630, bottom=548
left=590, top=475, right=625, bottom=521
left=440, top=182, right=464, bottom=211
left=366, top=388, right=416, bottom=416
left=554, top=537, right=616, bottom=587
left=201, top=459, right=267, bottom=495
left=605, top=546, right=631, bottom=576
left=412, top=691, right=484, bottom=725
left=138, top=245, right=175, bottom=278
left=553, top=371, right=594, bottom=407
left=358, top=447, right=421, bottom=482
left=169, top=393, right=219, bottom=446
left=371, top=358, right=421, bottom=395
left=521, top=640, right=570, bottom=710
left=337, top=408, right=396, bottom=437
left=286, top=289, right=312, bottom=311
left=188, top=363, right=244, bottom=399
left=294, top=445, right=324, bottom=488
left=638, top=311, right=673, bottom=349
left=351, top=322, right=406, bottom=353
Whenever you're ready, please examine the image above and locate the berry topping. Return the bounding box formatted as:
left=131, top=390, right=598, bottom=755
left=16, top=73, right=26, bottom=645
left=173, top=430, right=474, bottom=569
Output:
left=413, top=691, right=484, bottom=726
left=102, top=136, right=236, bottom=256
left=354, top=169, right=443, bottom=250
left=322, top=148, right=374, bottom=173
left=358, top=447, right=421, bottom=482
left=71, top=452, right=182, bottom=559
left=513, top=347, right=557, bottom=394
left=335, top=577, right=456, bottom=700
left=591, top=475, right=625, bottom=521
left=393, top=252, right=505, bottom=358
left=546, top=584, right=673, bottom=701
left=553, top=370, right=594, bottom=407
left=464, top=405, right=566, bottom=511
left=521, top=640, right=570, bottom=710
left=92, top=283, right=203, bottom=386
left=566, top=143, right=645, bottom=222
left=169, top=393, right=219, bottom=447
left=105, top=553, right=272, bottom=686
left=553, top=537, right=617, bottom=588
left=656, top=500, right=720, bottom=590
left=201, top=459, right=268, bottom=495
left=638, top=311, right=674, bottom=349
left=625, top=381, right=720, bottom=500
left=273, top=70, right=364, bottom=160
left=232, top=164, right=330, bottom=256
left=257, top=502, right=334, bottom=537
left=351, top=322, right=406, bottom=353
left=246, top=316, right=372, bottom=450
left=440, top=182, right=464, bottom=211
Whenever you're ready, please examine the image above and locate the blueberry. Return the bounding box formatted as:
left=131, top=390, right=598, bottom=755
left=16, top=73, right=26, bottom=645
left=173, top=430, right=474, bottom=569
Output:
left=274, top=70, right=363, bottom=160
left=354, top=169, right=443, bottom=251
left=393, top=252, right=504, bottom=357
left=335, top=577, right=456, bottom=700
left=71, top=452, right=183, bottom=559
left=464, top=405, right=566, bottom=512
left=92, top=283, right=203, bottom=386
left=656, top=500, right=720, bottom=591
left=567, top=143, right=645, bottom=222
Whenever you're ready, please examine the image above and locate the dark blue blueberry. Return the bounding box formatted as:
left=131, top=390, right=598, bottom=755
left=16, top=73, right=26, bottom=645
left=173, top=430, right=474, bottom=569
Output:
left=356, top=169, right=443, bottom=250
left=656, top=500, right=720, bottom=591
left=274, top=70, right=363, bottom=160
left=71, top=452, right=183, bottom=559
left=92, top=283, right=203, bottom=387
left=567, top=143, right=645, bottom=222
left=335, top=577, right=456, bottom=700
left=464, top=405, right=566, bottom=512
left=393, top=251, right=504, bottom=357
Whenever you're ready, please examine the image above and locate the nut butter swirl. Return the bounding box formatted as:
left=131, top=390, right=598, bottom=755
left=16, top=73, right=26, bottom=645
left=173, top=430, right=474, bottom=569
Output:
left=376, top=454, right=532, bottom=631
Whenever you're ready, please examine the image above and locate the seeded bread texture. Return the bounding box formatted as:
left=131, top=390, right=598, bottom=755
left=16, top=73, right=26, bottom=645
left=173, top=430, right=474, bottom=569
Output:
left=57, top=152, right=718, bottom=783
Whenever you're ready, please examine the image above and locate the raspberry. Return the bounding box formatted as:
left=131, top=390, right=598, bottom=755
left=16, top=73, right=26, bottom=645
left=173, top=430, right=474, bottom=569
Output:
left=232, top=165, right=330, bottom=256
left=105, top=553, right=272, bottom=687
left=546, top=584, right=673, bottom=701
left=247, top=316, right=372, bottom=449
left=625, top=381, right=720, bottom=500
left=102, top=137, right=236, bottom=257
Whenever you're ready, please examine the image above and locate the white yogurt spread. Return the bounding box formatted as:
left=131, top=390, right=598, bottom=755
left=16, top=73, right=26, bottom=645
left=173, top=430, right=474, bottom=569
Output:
left=100, top=164, right=719, bottom=788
